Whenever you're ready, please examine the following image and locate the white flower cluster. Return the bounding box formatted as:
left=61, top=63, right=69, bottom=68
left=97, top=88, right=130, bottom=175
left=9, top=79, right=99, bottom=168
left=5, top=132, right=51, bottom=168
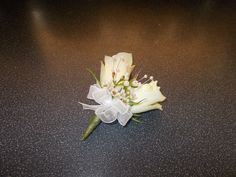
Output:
left=100, top=52, right=166, bottom=114
left=104, top=73, right=156, bottom=105
left=80, top=52, right=167, bottom=140
left=80, top=52, right=166, bottom=129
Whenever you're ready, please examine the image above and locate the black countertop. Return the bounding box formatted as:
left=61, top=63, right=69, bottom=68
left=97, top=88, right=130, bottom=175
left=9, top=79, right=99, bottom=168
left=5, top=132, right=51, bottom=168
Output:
left=0, top=1, right=235, bottom=177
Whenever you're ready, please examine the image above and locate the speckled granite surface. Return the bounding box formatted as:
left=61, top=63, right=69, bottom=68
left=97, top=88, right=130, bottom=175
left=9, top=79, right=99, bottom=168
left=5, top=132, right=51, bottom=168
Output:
left=0, top=0, right=235, bottom=177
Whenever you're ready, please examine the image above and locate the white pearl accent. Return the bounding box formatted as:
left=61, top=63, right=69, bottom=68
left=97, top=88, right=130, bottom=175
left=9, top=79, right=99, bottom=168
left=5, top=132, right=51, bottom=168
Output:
left=124, top=81, right=129, bottom=87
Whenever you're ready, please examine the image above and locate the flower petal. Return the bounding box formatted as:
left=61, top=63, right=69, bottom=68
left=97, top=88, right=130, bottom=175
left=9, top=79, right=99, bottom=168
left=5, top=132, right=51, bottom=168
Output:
left=133, top=81, right=166, bottom=105
left=100, top=61, right=106, bottom=86
left=100, top=52, right=134, bottom=86
left=131, top=102, right=163, bottom=114
left=131, top=81, right=166, bottom=113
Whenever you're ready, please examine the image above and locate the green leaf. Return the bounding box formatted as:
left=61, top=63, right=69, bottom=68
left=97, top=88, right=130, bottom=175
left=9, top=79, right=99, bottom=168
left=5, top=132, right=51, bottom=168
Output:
left=129, top=101, right=139, bottom=106
left=132, top=117, right=143, bottom=123
left=129, top=98, right=146, bottom=106
left=133, top=113, right=141, bottom=117
left=81, top=115, right=101, bottom=141
left=116, top=81, right=124, bottom=87
left=129, top=99, right=143, bottom=106
left=86, top=68, right=101, bottom=87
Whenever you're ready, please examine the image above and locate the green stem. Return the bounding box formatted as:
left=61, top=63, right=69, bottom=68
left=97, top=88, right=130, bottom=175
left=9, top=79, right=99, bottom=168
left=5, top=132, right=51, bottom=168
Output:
left=132, top=117, right=143, bottom=123
left=81, top=115, right=101, bottom=141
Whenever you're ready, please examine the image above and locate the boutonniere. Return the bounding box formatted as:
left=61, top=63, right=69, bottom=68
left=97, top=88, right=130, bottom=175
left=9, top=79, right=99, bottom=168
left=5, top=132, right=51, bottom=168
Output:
left=80, top=52, right=166, bottom=140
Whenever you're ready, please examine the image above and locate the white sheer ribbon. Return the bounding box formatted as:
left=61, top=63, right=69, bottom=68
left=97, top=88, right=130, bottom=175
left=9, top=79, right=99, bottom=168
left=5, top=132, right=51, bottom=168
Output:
left=79, top=84, right=133, bottom=126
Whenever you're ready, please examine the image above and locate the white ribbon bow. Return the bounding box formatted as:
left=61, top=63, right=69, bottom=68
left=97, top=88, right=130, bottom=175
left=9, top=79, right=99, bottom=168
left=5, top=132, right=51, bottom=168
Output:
left=79, top=84, right=133, bottom=126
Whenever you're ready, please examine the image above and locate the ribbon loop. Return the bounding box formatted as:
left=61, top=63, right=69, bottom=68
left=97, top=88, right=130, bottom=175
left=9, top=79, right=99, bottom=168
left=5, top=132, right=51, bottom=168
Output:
left=80, top=84, right=133, bottom=126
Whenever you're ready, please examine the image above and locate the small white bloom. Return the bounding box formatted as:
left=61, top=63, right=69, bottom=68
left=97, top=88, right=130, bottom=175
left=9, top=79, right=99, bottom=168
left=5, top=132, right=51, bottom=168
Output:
left=124, top=81, right=129, bottom=87
left=115, top=86, right=122, bottom=92
left=120, top=89, right=125, bottom=94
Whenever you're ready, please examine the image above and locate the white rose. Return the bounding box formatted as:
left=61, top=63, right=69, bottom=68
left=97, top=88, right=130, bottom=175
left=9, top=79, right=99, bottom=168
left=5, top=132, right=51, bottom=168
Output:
left=131, top=81, right=166, bottom=113
left=100, top=52, right=135, bottom=86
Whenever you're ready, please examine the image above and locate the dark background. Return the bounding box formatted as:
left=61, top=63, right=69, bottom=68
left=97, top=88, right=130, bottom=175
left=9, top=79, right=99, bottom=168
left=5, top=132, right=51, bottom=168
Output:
left=0, top=0, right=235, bottom=177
